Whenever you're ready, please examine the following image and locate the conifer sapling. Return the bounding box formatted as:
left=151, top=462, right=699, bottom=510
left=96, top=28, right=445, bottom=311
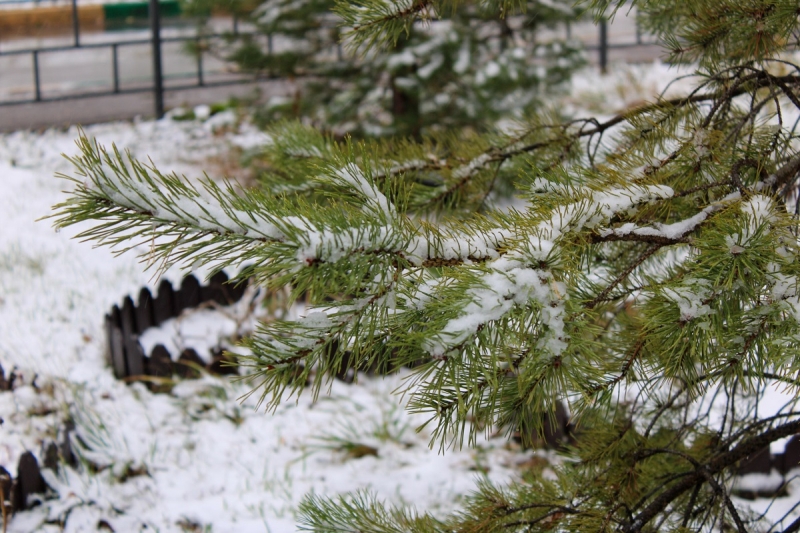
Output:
left=53, top=0, right=800, bottom=530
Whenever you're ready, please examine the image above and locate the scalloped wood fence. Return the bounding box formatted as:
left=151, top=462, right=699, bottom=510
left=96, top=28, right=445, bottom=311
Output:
left=99, top=273, right=800, bottom=479
left=1, top=452, right=46, bottom=515
left=104, top=271, right=248, bottom=382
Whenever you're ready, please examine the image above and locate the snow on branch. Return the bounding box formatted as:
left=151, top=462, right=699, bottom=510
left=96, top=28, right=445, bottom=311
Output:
left=598, top=191, right=742, bottom=242
left=324, top=162, right=396, bottom=217
left=663, top=279, right=713, bottom=322
left=422, top=257, right=568, bottom=357
left=52, top=136, right=408, bottom=273
left=336, top=0, right=432, bottom=50
left=87, top=144, right=291, bottom=241
left=414, top=183, right=675, bottom=356
left=54, top=136, right=697, bottom=374
left=529, top=184, right=676, bottom=257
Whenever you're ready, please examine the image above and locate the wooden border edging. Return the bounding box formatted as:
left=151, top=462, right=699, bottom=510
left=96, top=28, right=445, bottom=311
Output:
left=104, top=271, right=248, bottom=384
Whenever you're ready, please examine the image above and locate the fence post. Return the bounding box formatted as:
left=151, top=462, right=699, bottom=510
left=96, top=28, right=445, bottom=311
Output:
left=112, top=44, right=120, bottom=93
left=150, top=0, right=165, bottom=118
left=196, top=38, right=204, bottom=86
left=32, top=51, right=41, bottom=101
left=598, top=18, right=608, bottom=74
left=71, top=0, right=80, bottom=47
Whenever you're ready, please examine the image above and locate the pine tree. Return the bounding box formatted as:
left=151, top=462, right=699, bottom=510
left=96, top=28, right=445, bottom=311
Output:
left=185, top=0, right=584, bottom=137
left=52, top=0, right=800, bottom=531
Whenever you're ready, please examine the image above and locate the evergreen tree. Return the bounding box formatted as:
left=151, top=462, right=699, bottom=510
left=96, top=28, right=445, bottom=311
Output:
left=53, top=0, right=800, bottom=530
left=186, top=0, right=584, bottom=136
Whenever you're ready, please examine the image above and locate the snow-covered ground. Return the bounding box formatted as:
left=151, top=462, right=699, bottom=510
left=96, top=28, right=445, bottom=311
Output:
left=0, top=112, right=536, bottom=532
left=0, top=59, right=798, bottom=532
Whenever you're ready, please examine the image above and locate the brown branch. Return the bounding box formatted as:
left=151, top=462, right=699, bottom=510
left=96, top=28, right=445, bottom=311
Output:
left=772, top=151, right=800, bottom=194
left=420, top=254, right=498, bottom=268
left=393, top=82, right=775, bottom=196
left=298, top=70, right=800, bottom=211
left=698, top=72, right=764, bottom=130
left=501, top=506, right=581, bottom=529
left=0, top=479, right=7, bottom=533
left=478, top=160, right=505, bottom=212
left=729, top=157, right=762, bottom=195
left=634, top=447, right=748, bottom=533
left=589, top=339, right=645, bottom=394
left=590, top=233, right=691, bottom=246
left=681, top=484, right=702, bottom=530
left=585, top=245, right=661, bottom=309
left=770, top=74, right=800, bottom=113
left=580, top=72, right=799, bottom=141
left=674, top=179, right=732, bottom=198
left=624, top=419, right=800, bottom=533
left=455, top=72, right=800, bottom=192
left=698, top=467, right=748, bottom=533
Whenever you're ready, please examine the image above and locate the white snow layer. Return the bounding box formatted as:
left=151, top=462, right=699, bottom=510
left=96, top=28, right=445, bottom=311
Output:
left=0, top=118, right=529, bottom=533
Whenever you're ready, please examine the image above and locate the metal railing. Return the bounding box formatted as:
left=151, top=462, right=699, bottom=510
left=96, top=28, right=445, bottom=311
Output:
left=590, top=19, right=660, bottom=72
left=0, top=3, right=661, bottom=118
left=0, top=0, right=264, bottom=116
left=0, top=37, right=269, bottom=111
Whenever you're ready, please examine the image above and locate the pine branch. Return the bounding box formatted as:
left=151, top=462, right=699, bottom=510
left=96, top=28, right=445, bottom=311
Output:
left=336, top=0, right=432, bottom=51
left=51, top=6, right=800, bottom=529
left=625, top=419, right=800, bottom=533
left=585, top=245, right=661, bottom=309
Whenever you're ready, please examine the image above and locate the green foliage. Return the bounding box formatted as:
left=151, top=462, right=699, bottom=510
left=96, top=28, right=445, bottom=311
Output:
left=181, top=0, right=255, bottom=18
left=298, top=491, right=445, bottom=532
left=51, top=0, right=800, bottom=530
left=189, top=0, right=584, bottom=137
left=603, top=0, right=800, bottom=67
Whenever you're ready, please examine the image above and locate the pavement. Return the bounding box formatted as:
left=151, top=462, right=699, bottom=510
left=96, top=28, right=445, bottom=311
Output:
left=0, top=79, right=292, bottom=132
